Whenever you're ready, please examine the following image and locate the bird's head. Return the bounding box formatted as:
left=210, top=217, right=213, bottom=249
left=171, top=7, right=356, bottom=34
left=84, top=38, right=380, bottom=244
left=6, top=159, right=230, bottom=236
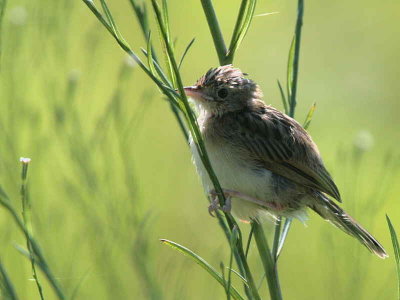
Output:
left=184, top=65, right=262, bottom=115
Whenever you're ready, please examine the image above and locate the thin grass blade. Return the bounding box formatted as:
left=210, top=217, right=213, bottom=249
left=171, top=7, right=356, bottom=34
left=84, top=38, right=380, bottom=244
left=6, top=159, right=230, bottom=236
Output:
left=276, top=218, right=292, bottom=259
left=272, top=217, right=282, bottom=260
left=99, top=0, right=118, bottom=35
left=152, top=0, right=176, bottom=86
left=162, top=0, right=170, bottom=41
left=160, top=239, right=245, bottom=300
left=386, top=215, right=400, bottom=300
left=227, top=268, right=249, bottom=287
left=229, top=0, right=249, bottom=52
left=146, top=32, right=158, bottom=78
left=227, top=0, right=257, bottom=63
left=286, top=35, right=296, bottom=106
left=0, top=260, right=19, bottom=300
left=287, top=0, right=304, bottom=118
left=277, top=80, right=288, bottom=114
left=303, top=102, right=316, bottom=130
left=178, top=38, right=195, bottom=70
left=255, top=11, right=279, bottom=17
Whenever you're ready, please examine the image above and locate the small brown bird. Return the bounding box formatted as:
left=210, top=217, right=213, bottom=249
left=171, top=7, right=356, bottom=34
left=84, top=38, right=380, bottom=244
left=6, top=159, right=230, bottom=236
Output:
left=184, top=65, right=387, bottom=259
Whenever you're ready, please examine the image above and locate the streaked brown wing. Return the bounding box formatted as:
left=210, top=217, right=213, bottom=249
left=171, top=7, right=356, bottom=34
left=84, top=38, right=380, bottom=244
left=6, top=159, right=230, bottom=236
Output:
left=227, top=104, right=341, bottom=202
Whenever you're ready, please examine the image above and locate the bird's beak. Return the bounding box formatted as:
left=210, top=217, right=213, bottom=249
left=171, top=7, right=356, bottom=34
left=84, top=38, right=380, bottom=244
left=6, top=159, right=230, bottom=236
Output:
left=183, top=86, right=205, bottom=101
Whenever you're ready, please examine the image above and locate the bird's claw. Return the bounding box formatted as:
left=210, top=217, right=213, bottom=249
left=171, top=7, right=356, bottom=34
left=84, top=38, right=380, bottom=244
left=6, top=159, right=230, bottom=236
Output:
left=208, top=192, right=232, bottom=217
left=208, top=197, right=219, bottom=217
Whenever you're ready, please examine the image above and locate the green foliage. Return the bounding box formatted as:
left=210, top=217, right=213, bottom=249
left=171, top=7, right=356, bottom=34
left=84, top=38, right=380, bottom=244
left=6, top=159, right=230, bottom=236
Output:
left=387, top=215, right=400, bottom=300
left=303, top=102, right=316, bottom=130
left=161, top=239, right=244, bottom=300
left=0, top=186, right=66, bottom=299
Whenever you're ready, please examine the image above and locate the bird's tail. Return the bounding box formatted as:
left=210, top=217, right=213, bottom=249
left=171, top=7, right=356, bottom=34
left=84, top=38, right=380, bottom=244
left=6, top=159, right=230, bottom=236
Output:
left=310, top=193, right=388, bottom=259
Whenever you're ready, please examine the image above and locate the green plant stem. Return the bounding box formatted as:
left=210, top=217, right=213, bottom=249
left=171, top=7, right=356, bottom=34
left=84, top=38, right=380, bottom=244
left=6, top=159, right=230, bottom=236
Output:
left=272, top=0, right=305, bottom=271
left=289, top=0, right=304, bottom=118
left=20, top=160, right=45, bottom=300
left=228, top=0, right=248, bottom=57
left=0, top=195, right=65, bottom=300
left=252, top=222, right=282, bottom=300
left=200, top=0, right=228, bottom=64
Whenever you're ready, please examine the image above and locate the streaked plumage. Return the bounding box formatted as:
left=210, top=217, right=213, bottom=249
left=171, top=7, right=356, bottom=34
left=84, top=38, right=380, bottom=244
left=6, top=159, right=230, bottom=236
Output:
left=185, top=65, right=387, bottom=259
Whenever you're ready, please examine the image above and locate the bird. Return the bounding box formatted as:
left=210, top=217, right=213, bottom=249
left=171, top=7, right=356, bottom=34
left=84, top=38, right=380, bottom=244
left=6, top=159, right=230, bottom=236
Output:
left=183, top=64, right=387, bottom=259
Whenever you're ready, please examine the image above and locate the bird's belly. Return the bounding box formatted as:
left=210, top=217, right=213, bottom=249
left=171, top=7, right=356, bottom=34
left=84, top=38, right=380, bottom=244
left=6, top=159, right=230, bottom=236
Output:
left=190, top=139, right=278, bottom=220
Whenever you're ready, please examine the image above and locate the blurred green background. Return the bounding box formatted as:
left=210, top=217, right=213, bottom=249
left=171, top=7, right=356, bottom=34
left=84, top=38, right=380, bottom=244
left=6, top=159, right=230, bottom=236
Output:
left=0, top=0, right=399, bottom=299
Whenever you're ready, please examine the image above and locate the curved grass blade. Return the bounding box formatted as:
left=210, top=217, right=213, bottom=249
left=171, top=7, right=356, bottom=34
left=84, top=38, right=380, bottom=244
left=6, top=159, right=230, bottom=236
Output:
left=160, top=239, right=245, bottom=300
left=227, top=0, right=257, bottom=63
left=277, top=80, right=288, bottom=114
left=100, top=0, right=129, bottom=45
left=227, top=268, right=248, bottom=287
left=229, top=0, right=249, bottom=51
left=146, top=32, right=158, bottom=78
left=386, top=215, right=400, bottom=300
left=303, top=102, right=316, bottom=130
left=178, top=38, right=195, bottom=70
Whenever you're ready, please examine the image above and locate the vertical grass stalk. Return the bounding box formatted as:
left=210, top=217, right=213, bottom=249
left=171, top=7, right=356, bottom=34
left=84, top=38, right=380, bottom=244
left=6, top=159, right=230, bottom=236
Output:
left=20, top=158, right=45, bottom=300
left=200, top=0, right=228, bottom=64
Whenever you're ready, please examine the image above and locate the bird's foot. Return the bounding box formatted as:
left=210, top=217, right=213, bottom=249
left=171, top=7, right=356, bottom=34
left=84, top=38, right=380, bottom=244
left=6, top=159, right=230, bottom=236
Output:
left=209, top=189, right=286, bottom=213
left=208, top=191, right=232, bottom=217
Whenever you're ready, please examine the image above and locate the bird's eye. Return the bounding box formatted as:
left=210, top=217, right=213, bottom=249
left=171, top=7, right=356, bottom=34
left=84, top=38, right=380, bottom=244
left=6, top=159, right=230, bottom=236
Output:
left=217, top=88, right=229, bottom=99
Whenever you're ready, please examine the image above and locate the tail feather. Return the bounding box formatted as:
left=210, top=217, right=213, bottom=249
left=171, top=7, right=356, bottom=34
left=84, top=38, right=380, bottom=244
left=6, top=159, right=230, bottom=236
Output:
left=310, top=193, right=388, bottom=259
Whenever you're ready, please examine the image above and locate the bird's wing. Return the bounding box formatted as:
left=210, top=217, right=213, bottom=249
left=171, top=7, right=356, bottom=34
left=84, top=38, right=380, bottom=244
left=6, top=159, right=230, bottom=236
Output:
left=224, top=105, right=341, bottom=202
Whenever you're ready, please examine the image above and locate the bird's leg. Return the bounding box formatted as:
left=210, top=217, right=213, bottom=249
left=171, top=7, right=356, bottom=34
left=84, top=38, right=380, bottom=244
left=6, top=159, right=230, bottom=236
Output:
left=209, top=189, right=286, bottom=212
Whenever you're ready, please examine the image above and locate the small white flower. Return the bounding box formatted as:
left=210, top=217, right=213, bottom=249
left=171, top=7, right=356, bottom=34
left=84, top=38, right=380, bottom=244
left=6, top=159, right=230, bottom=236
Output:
left=19, top=157, right=31, bottom=164
left=9, top=6, right=28, bottom=26
left=354, top=130, right=374, bottom=152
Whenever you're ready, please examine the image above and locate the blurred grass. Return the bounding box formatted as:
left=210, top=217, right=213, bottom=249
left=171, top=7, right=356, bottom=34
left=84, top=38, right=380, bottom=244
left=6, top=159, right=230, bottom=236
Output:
left=0, top=0, right=399, bottom=299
